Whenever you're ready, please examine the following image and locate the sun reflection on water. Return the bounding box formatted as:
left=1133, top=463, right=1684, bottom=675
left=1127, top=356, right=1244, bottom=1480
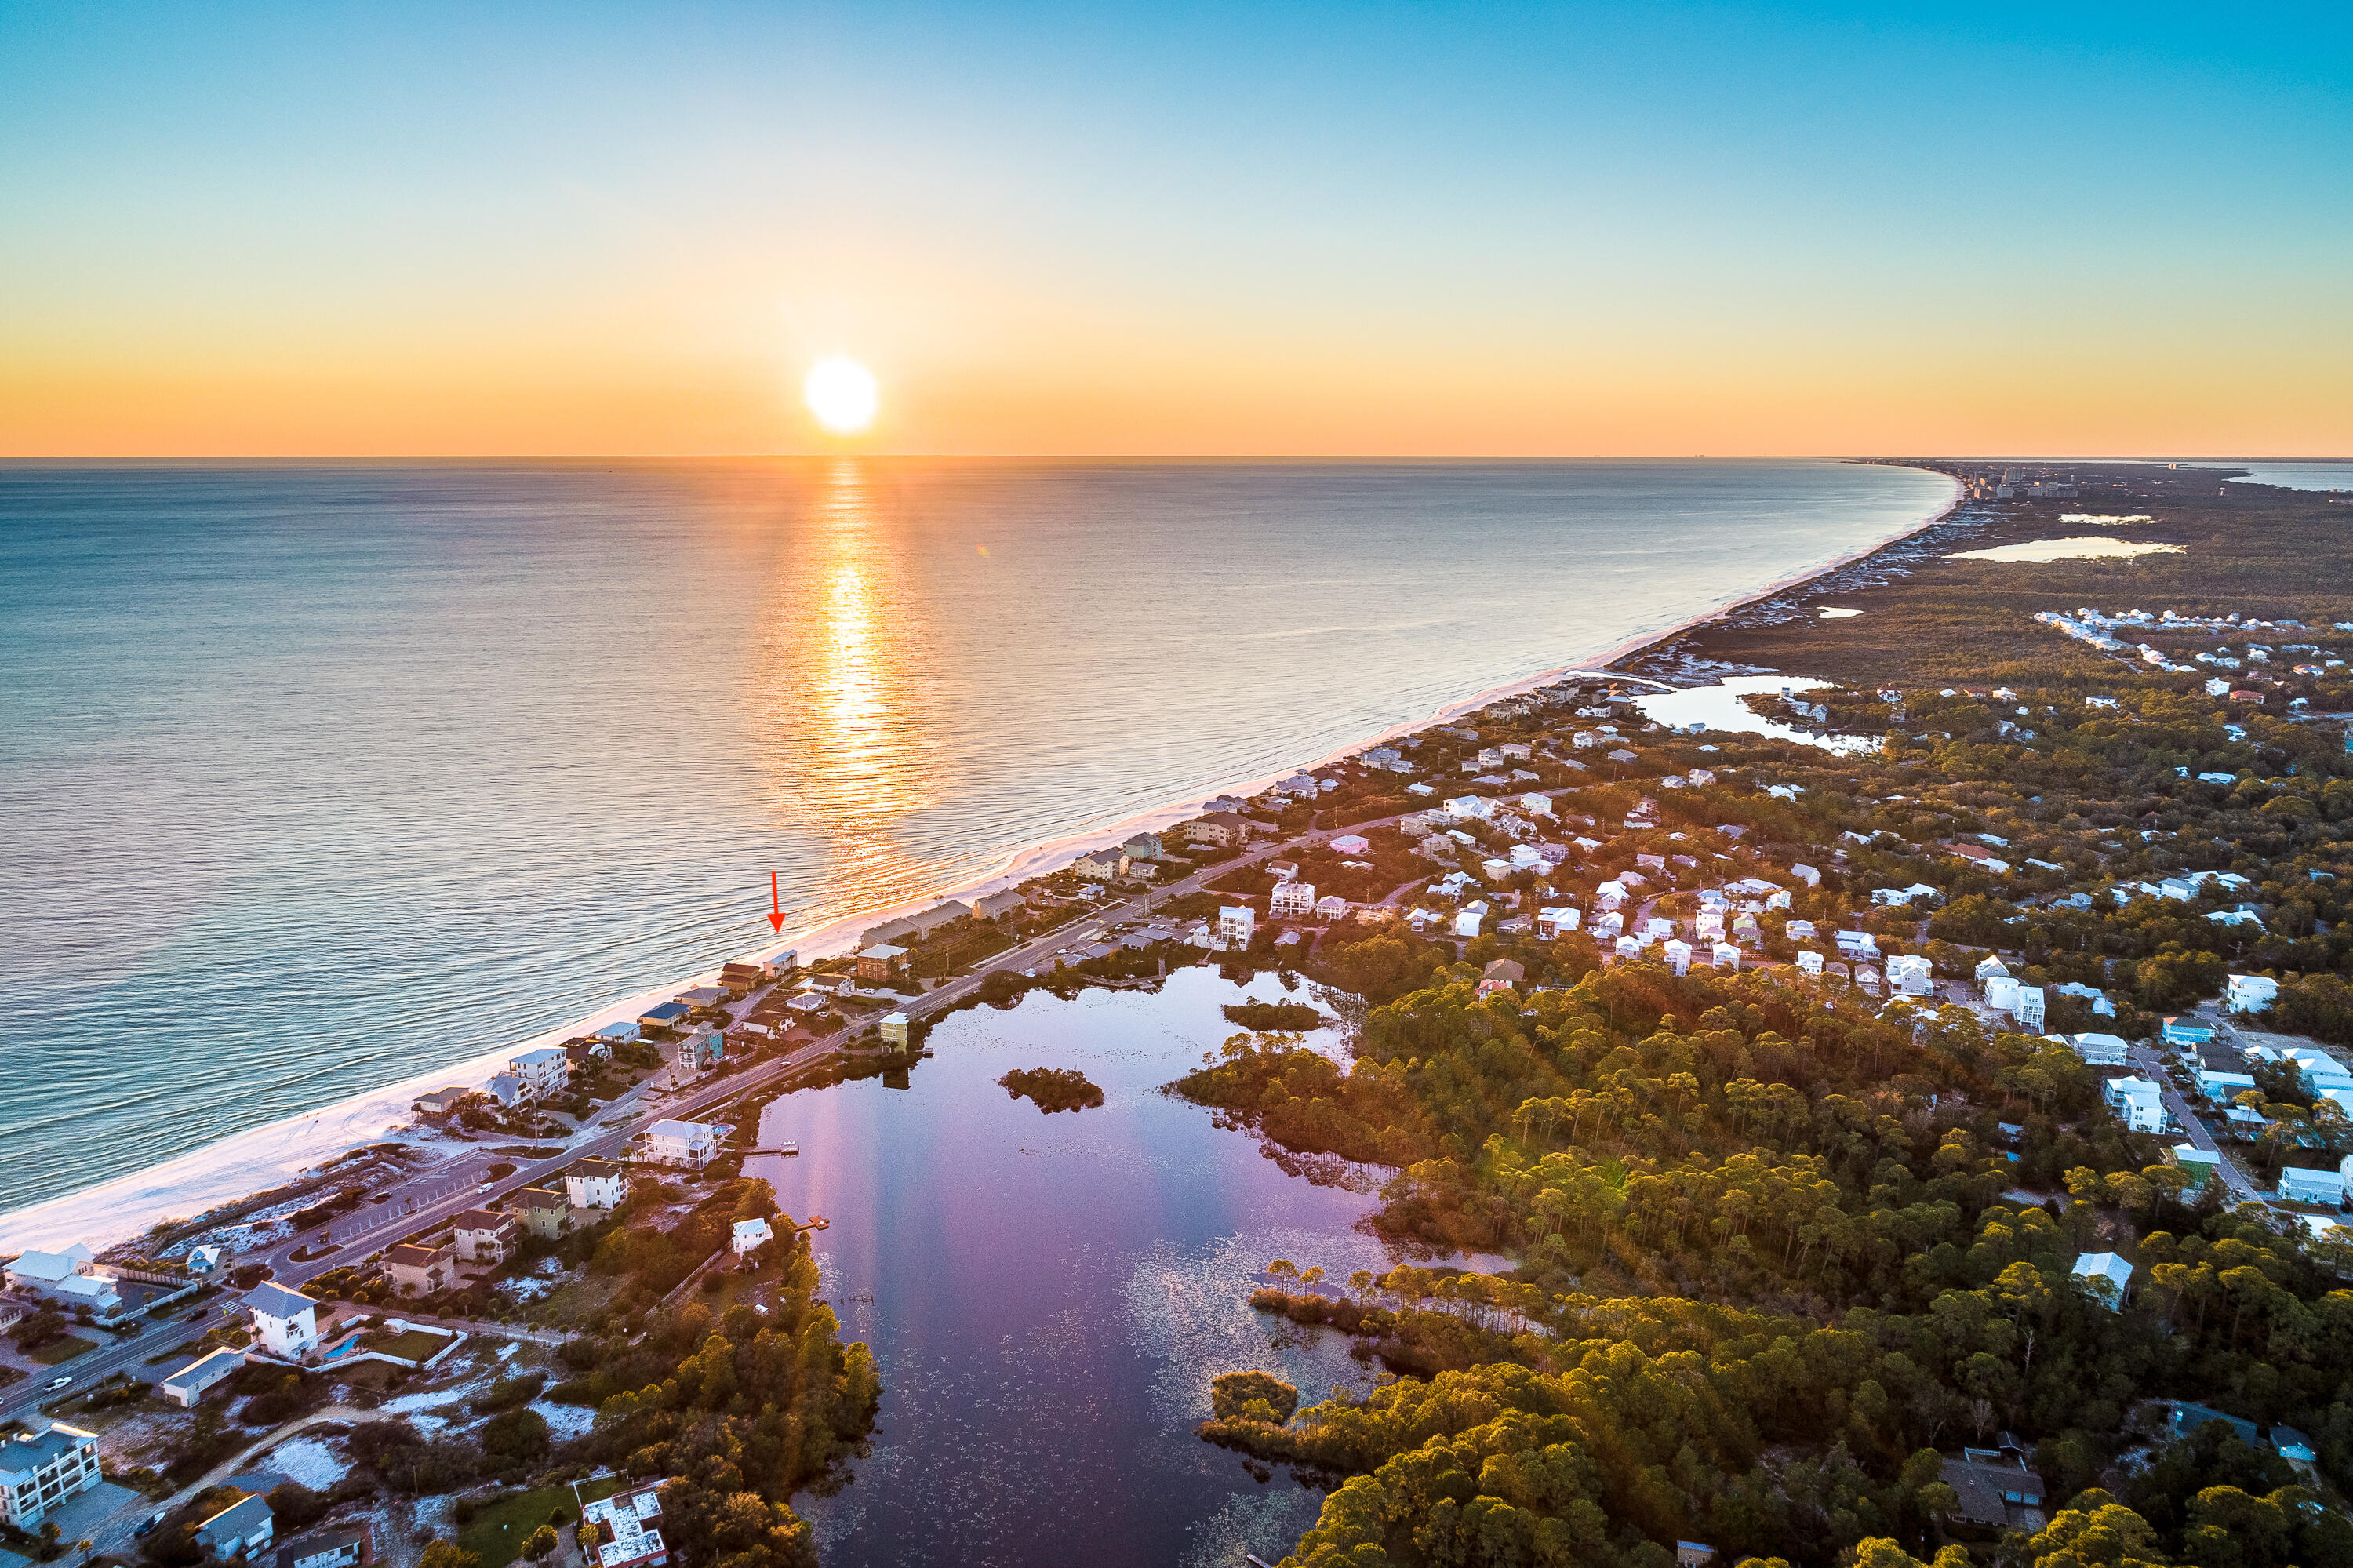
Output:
left=759, top=460, right=940, bottom=925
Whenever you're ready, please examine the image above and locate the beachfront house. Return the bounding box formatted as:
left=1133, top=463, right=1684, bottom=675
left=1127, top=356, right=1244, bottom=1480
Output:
left=562, top=1035, right=612, bottom=1065
left=385, top=1243, right=455, bottom=1297
left=860, top=915, right=919, bottom=950
left=245, top=1281, right=322, bottom=1359
left=597, top=1020, right=641, bottom=1046
left=162, top=1347, right=242, bottom=1407
left=640, top=1119, right=726, bottom=1170
left=452, top=1208, right=520, bottom=1265
left=567, top=1157, right=627, bottom=1210
left=717, top=961, right=765, bottom=996
left=0, top=1424, right=101, bottom=1528
left=195, top=1494, right=275, bottom=1560
left=506, top=1045, right=571, bottom=1098
left=1187, top=812, right=1252, bottom=849
left=411, top=1086, right=471, bottom=1118
left=974, top=890, right=1028, bottom=923
left=856, top=944, right=908, bottom=984
left=2, top=1245, right=123, bottom=1318
left=1122, top=832, right=1162, bottom=862
left=637, top=1001, right=692, bottom=1034
left=1072, top=847, right=1123, bottom=882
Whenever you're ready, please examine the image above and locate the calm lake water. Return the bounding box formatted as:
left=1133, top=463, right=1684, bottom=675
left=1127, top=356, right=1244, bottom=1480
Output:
left=753, top=969, right=1432, bottom=1568
left=0, top=458, right=1951, bottom=1228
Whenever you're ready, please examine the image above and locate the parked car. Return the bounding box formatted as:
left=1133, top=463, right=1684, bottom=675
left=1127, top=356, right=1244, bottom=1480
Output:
left=136, top=1512, right=167, bottom=1538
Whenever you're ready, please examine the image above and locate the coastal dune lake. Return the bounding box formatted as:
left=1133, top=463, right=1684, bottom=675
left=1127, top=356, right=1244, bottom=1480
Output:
left=0, top=458, right=1952, bottom=1230
left=753, top=970, right=1419, bottom=1568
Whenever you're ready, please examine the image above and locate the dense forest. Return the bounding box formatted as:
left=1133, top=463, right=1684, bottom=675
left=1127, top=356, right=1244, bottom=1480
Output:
left=1178, top=958, right=2353, bottom=1567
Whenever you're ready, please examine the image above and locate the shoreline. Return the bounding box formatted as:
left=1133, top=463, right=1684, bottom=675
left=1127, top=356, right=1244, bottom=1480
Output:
left=0, top=467, right=1959, bottom=1255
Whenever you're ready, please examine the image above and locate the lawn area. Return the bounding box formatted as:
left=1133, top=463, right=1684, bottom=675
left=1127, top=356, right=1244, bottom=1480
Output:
left=457, top=1478, right=620, bottom=1566
left=30, top=1336, right=98, bottom=1365
left=363, top=1327, right=450, bottom=1362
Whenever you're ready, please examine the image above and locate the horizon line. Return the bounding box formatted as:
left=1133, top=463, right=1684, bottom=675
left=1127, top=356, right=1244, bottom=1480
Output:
left=0, top=452, right=2341, bottom=465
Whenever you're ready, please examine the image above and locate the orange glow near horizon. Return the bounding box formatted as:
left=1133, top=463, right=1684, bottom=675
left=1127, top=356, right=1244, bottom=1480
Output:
left=8, top=340, right=2348, bottom=458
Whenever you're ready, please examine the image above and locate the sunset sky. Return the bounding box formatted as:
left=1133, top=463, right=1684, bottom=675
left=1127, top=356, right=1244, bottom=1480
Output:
left=5, top=2, right=2348, bottom=457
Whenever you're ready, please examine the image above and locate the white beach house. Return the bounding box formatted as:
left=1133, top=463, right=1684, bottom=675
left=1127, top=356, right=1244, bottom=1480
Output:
left=1269, top=880, right=1318, bottom=918
left=245, top=1281, right=322, bottom=1359
left=640, top=1119, right=727, bottom=1170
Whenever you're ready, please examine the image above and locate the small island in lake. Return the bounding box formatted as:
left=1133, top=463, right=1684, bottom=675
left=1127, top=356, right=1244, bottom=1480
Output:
left=998, top=1066, right=1106, bottom=1113
left=1208, top=1369, right=1300, bottom=1425
left=1220, top=999, right=1322, bottom=1031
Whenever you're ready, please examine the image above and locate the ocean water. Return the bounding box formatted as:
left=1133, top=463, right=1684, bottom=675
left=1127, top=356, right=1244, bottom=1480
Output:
left=0, top=458, right=1951, bottom=1228
left=2200, top=460, right=2353, bottom=492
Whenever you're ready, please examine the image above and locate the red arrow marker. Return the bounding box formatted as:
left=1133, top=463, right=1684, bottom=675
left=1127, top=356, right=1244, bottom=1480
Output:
left=767, top=872, right=786, bottom=931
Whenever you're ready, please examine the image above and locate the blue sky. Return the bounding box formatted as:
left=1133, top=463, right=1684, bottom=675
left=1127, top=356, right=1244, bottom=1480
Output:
left=4, top=2, right=2347, bottom=453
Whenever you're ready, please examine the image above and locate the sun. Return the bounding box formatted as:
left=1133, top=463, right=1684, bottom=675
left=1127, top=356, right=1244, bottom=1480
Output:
left=804, top=356, right=878, bottom=435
